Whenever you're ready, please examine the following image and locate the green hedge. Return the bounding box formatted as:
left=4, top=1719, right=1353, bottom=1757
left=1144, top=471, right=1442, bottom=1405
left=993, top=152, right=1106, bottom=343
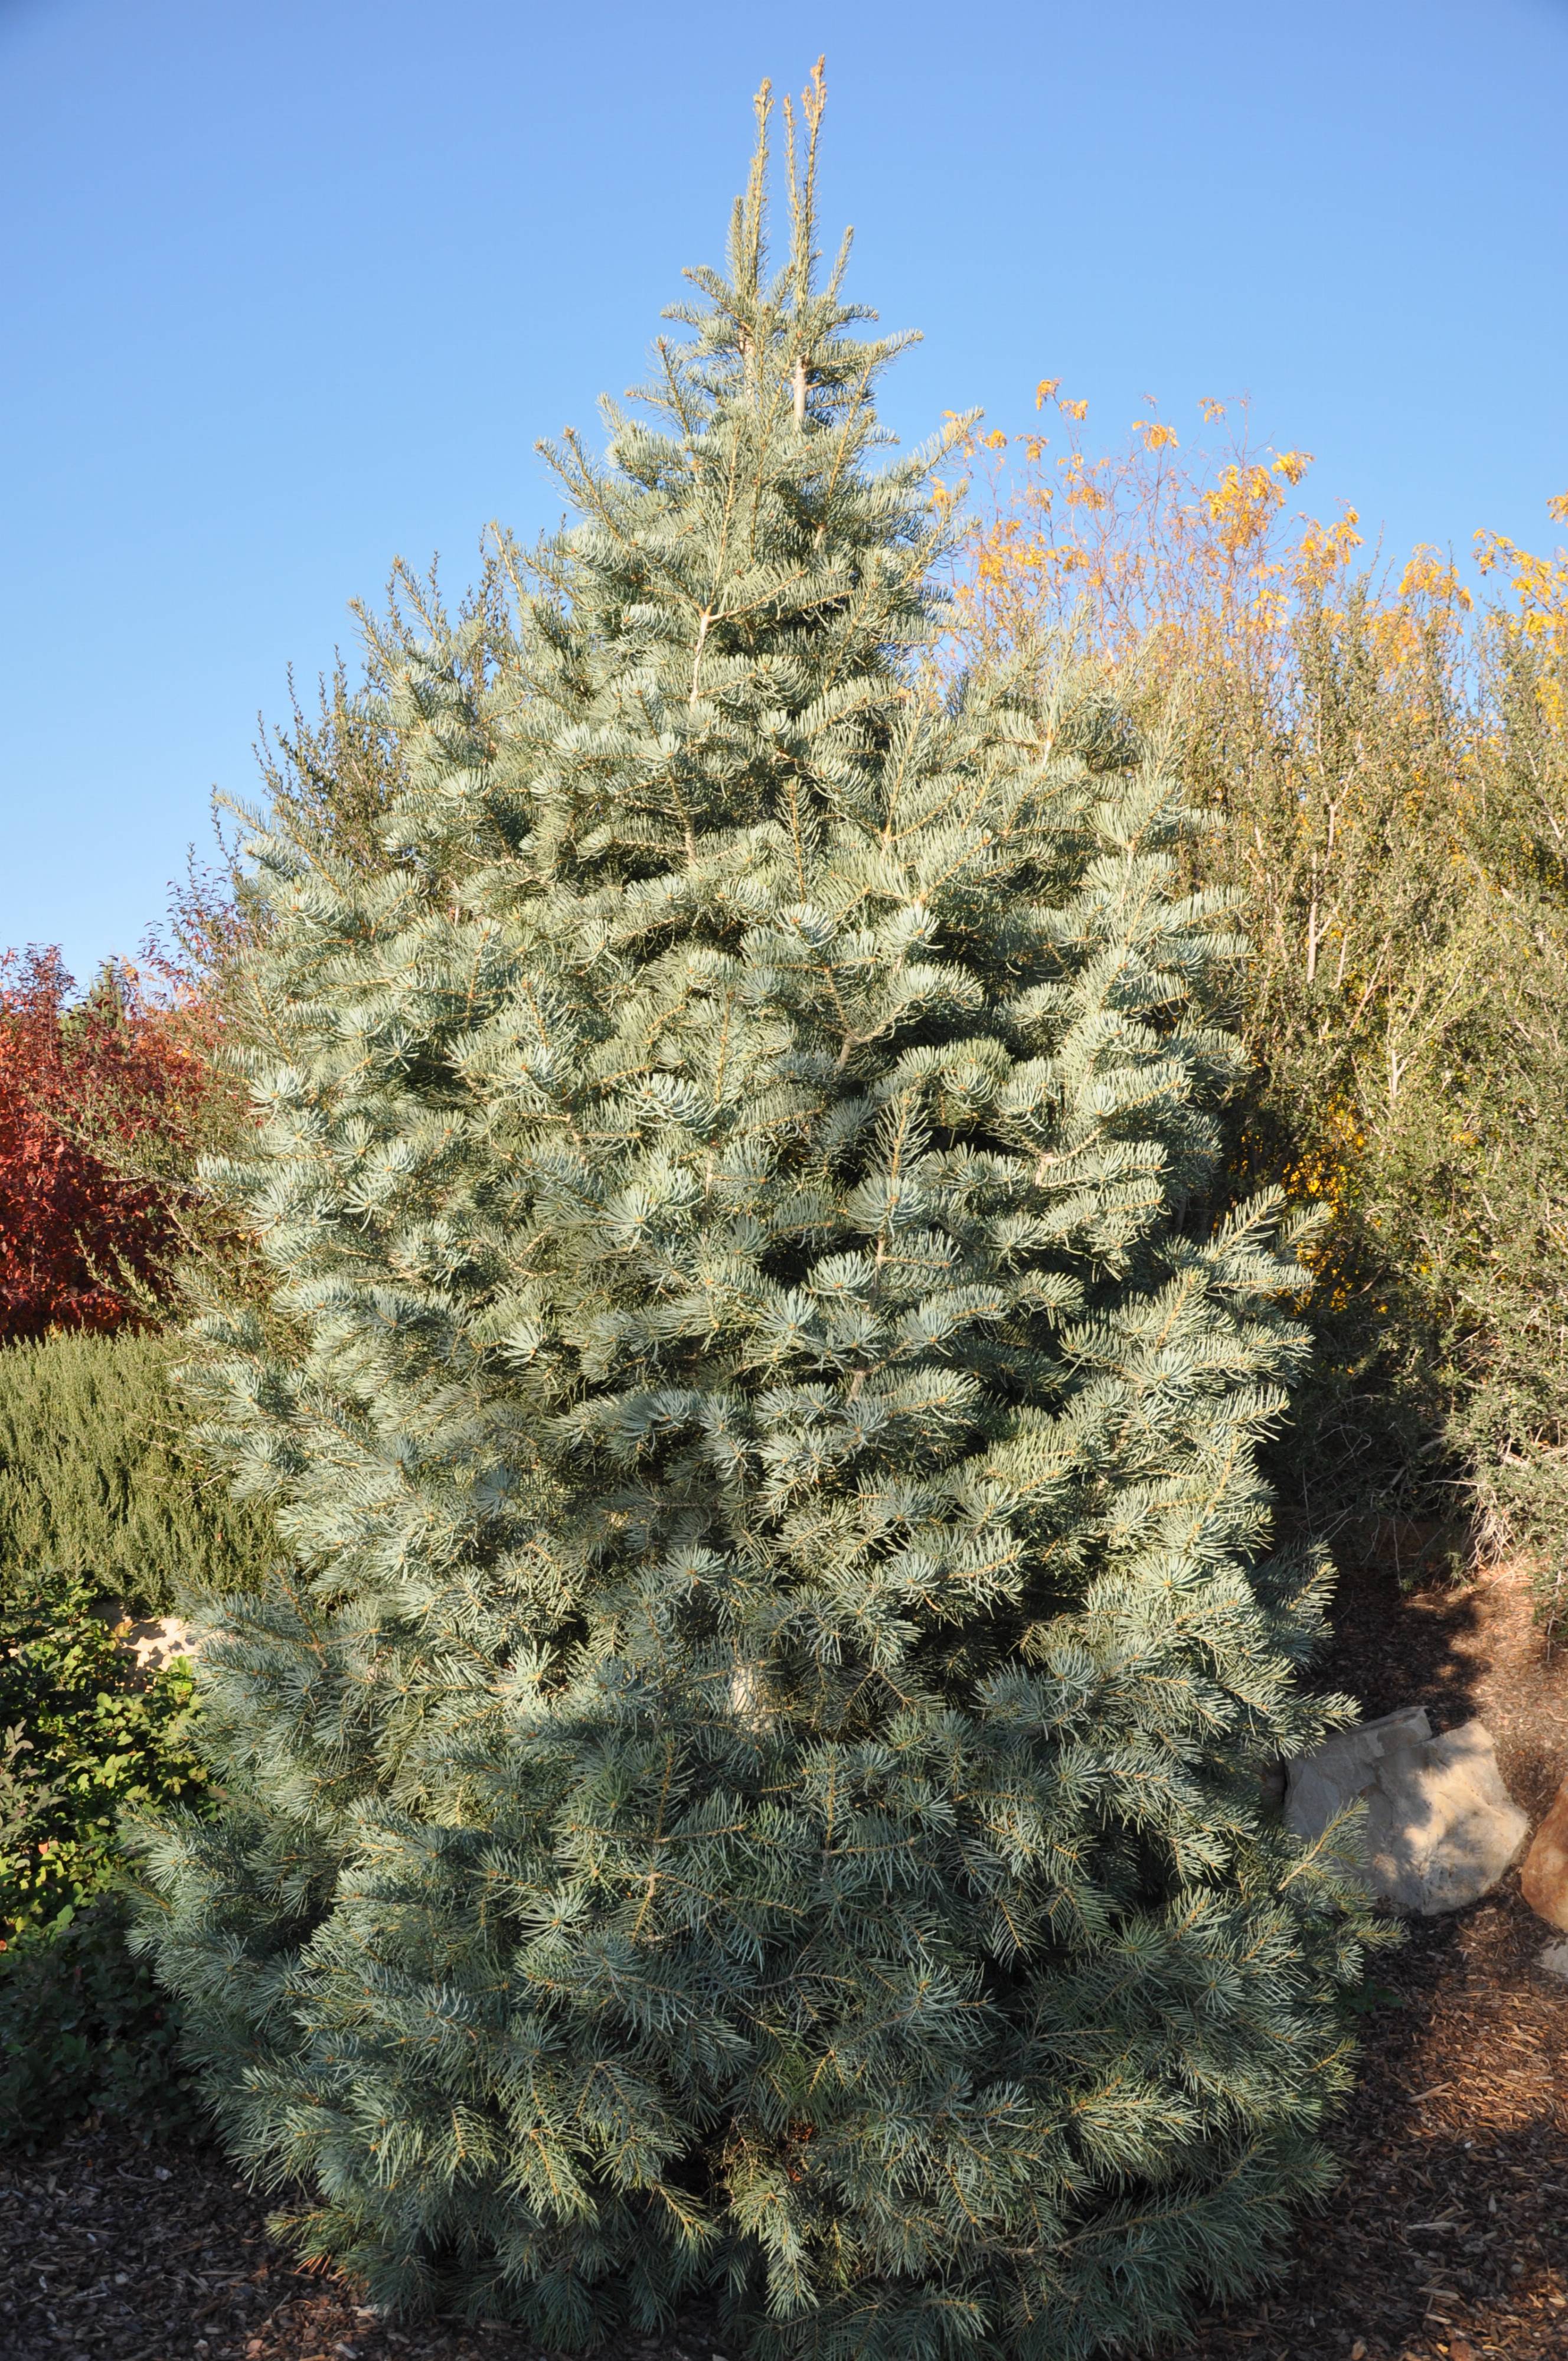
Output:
left=0, top=1894, right=201, bottom=2148
left=0, top=1569, right=211, bottom=1942
left=0, top=1570, right=211, bottom=2145
left=0, top=1329, right=273, bottom=1614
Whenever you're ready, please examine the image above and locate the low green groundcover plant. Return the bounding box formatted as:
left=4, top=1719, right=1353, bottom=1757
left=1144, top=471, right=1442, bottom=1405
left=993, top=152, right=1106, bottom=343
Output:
left=1, top=1571, right=210, bottom=1941
left=0, top=1896, right=200, bottom=2148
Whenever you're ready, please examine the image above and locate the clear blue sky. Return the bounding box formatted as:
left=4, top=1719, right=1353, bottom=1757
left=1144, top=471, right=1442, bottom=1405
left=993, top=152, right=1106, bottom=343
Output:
left=4, top=0, right=1566, bottom=982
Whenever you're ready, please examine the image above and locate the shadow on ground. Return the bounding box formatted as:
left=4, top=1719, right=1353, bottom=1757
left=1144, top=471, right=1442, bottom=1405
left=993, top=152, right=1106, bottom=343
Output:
left=1169, top=1551, right=1568, bottom=2360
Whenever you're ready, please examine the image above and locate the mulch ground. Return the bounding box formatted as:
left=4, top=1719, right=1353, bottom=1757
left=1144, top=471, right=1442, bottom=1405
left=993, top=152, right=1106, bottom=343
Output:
left=1167, top=1883, right=1568, bottom=2360
left=3, top=1555, right=1565, bottom=2361
left=1168, top=1551, right=1568, bottom=2360
left=0, top=2138, right=720, bottom=2361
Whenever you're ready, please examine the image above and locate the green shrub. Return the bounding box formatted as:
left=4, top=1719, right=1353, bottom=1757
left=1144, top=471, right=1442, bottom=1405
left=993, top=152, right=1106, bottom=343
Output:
left=0, top=1570, right=210, bottom=1943
left=0, top=1571, right=214, bottom=2148
left=0, top=1328, right=274, bottom=1614
left=0, top=1893, right=199, bottom=2148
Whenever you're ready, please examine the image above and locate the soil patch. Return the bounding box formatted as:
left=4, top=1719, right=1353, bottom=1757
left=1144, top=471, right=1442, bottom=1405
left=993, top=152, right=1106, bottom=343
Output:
left=1325, top=1555, right=1568, bottom=1821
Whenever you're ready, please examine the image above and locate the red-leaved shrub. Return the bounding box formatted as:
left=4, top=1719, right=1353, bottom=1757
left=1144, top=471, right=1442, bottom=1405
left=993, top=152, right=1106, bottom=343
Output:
left=0, top=947, right=212, bottom=1340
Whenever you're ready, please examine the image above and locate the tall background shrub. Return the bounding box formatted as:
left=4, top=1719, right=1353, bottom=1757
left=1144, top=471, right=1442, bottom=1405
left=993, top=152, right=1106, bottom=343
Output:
left=957, top=414, right=1568, bottom=1606
left=0, top=947, right=214, bottom=1338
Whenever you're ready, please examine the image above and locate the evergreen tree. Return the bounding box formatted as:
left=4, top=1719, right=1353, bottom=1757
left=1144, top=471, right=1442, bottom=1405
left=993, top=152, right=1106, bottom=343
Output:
left=136, top=74, right=1371, bottom=2359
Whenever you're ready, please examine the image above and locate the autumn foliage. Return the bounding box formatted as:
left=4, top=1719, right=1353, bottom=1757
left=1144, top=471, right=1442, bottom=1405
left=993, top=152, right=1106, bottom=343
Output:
left=950, top=391, right=1568, bottom=1600
left=0, top=947, right=213, bottom=1341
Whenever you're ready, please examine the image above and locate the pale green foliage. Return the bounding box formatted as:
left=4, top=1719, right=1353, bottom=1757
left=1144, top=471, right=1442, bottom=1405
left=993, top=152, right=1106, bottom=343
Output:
left=135, top=85, right=1370, bottom=2360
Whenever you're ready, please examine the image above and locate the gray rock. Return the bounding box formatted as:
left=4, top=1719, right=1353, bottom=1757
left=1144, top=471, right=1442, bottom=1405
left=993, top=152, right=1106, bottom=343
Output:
left=1285, top=1706, right=1527, bottom=1915
left=1540, top=1938, right=1568, bottom=1981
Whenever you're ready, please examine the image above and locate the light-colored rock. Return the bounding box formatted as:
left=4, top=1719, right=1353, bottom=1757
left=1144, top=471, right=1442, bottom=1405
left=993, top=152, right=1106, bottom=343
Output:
left=1285, top=1705, right=1430, bottom=1844
left=1540, top=1938, right=1568, bottom=1981
left=1285, top=1707, right=1527, bottom=1916
left=119, top=1615, right=199, bottom=1677
left=90, top=1600, right=200, bottom=1681
left=1520, top=1778, right=1568, bottom=1931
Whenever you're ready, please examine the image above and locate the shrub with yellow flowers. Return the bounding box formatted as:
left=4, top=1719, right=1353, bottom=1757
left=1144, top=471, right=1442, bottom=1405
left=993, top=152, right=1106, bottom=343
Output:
left=952, top=403, right=1568, bottom=1609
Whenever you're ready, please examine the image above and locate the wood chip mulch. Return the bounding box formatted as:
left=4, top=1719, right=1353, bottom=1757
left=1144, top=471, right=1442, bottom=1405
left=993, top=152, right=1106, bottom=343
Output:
left=1168, top=1548, right=1568, bottom=2360
left=0, top=2133, right=719, bottom=2361
left=2, top=1551, right=1564, bottom=2361
left=1167, top=1881, right=1568, bottom=2360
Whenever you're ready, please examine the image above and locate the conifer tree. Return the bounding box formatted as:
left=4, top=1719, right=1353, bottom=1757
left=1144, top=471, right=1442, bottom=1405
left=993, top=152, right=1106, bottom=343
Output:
left=137, top=72, right=1370, bottom=2359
